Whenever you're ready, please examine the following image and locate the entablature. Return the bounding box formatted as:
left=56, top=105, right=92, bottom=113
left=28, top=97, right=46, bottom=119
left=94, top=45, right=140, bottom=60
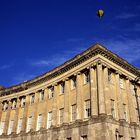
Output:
left=0, top=43, right=140, bottom=97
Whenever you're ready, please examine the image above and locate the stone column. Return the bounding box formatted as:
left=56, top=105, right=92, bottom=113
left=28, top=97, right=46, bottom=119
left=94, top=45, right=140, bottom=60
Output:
left=96, top=61, right=106, bottom=115
left=64, top=78, right=70, bottom=123
left=115, top=71, right=123, bottom=121
left=0, top=102, right=3, bottom=122
left=22, top=95, right=30, bottom=132
left=32, top=92, right=39, bottom=131
left=13, top=98, right=20, bottom=134
left=126, top=79, right=137, bottom=124
left=42, top=88, right=48, bottom=128
left=4, top=100, right=12, bottom=134
left=52, top=84, right=58, bottom=126
left=76, top=72, right=84, bottom=120
left=90, top=65, right=98, bottom=117
left=103, top=65, right=111, bottom=116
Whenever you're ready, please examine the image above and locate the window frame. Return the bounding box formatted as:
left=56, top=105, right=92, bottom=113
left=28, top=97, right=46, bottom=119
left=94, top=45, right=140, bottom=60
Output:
left=85, top=100, right=91, bottom=118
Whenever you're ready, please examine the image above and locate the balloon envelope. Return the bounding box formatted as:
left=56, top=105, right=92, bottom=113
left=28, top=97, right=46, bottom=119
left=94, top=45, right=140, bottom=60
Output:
left=97, top=10, right=104, bottom=18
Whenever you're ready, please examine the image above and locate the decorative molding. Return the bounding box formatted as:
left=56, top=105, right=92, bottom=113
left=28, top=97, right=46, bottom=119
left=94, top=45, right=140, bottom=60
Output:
left=77, top=72, right=81, bottom=75
left=1, top=43, right=140, bottom=97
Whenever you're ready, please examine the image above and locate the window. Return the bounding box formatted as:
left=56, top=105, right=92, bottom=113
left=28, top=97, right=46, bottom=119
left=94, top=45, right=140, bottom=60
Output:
left=85, top=100, right=91, bottom=118
left=60, top=82, right=65, bottom=94
left=0, top=122, right=5, bottom=135
left=48, top=87, right=54, bottom=99
left=59, top=108, right=64, bottom=124
left=111, top=99, right=115, bottom=118
left=81, top=135, right=87, bottom=140
left=123, top=104, right=127, bottom=120
left=71, top=77, right=76, bottom=89
left=8, top=120, right=14, bottom=135
left=67, top=138, right=72, bottom=140
left=40, top=90, right=44, bottom=101
left=47, top=112, right=52, bottom=129
left=2, top=101, right=8, bottom=111
left=119, top=78, right=124, bottom=89
left=21, top=97, right=26, bottom=107
left=11, top=99, right=17, bottom=109
left=30, top=94, right=35, bottom=105
left=72, top=104, right=76, bottom=121
left=26, top=116, right=32, bottom=132
left=84, top=71, right=89, bottom=84
left=17, top=118, right=22, bottom=134
left=37, top=114, right=42, bottom=131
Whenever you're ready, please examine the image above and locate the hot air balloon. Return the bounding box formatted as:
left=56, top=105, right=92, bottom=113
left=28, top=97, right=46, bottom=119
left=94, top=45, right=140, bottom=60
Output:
left=97, top=9, right=104, bottom=18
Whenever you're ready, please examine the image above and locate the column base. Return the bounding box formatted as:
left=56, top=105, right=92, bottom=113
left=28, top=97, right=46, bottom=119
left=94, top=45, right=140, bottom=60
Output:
left=130, top=122, right=137, bottom=126
left=76, top=119, right=83, bottom=123
left=91, top=115, right=98, bottom=119
left=99, top=113, right=107, bottom=118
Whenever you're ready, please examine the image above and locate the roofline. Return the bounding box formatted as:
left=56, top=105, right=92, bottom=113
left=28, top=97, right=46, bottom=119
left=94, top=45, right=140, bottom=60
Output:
left=0, top=43, right=140, bottom=96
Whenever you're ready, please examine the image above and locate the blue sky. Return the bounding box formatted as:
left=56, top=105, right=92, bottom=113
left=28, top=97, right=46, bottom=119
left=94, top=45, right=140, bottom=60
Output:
left=0, top=0, right=140, bottom=87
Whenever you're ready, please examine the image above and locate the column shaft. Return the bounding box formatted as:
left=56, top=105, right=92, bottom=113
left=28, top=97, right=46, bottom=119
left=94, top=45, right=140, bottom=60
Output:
left=13, top=98, right=20, bottom=133
left=22, top=95, right=30, bottom=132
left=0, top=102, right=3, bottom=123
left=97, top=63, right=106, bottom=114
left=103, top=67, right=111, bottom=115
left=90, top=67, right=98, bottom=117
left=32, top=92, right=39, bottom=130
left=76, top=73, right=83, bottom=120
left=52, top=85, right=58, bottom=126
left=115, top=73, right=123, bottom=120
left=64, top=79, right=70, bottom=123
left=42, top=89, right=48, bottom=128
left=4, top=101, right=11, bottom=134
left=126, top=79, right=137, bottom=123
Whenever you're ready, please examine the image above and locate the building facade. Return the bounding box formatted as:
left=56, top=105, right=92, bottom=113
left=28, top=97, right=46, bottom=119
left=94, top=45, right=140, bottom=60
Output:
left=0, top=44, right=140, bottom=140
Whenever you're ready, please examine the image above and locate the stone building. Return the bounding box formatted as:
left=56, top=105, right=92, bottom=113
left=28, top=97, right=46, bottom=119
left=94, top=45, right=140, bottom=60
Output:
left=0, top=43, right=140, bottom=140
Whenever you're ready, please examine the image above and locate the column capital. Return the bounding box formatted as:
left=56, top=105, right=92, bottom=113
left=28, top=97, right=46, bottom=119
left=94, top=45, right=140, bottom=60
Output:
left=102, top=63, right=107, bottom=68
left=65, top=78, right=69, bottom=81
left=96, top=60, right=102, bottom=65
left=52, top=83, right=58, bottom=86
left=75, top=71, right=81, bottom=75
left=90, top=63, right=97, bottom=68
left=126, top=76, right=132, bottom=81
left=115, top=70, right=122, bottom=75
left=86, top=66, right=90, bottom=70
left=62, top=78, right=69, bottom=82
left=102, top=63, right=111, bottom=69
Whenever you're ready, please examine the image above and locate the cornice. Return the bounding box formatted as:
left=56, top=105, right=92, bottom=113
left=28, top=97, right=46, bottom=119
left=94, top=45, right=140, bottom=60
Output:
left=0, top=43, right=140, bottom=96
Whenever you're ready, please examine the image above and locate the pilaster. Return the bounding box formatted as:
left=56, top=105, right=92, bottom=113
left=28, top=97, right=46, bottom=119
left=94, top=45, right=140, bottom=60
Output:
left=32, top=91, right=39, bottom=131
left=13, top=98, right=20, bottom=133
left=22, top=95, right=30, bottom=132
left=52, top=83, right=58, bottom=126
left=42, top=88, right=48, bottom=128
left=97, top=61, right=106, bottom=115
left=115, top=71, right=124, bottom=121
left=103, top=66, right=111, bottom=116
left=90, top=65, right=98, bottom=117
left=0, top=102, right=3, bottom=122
left=126, top=79, right=137, bottom=124
left=76, top=72, right=84, bottom=120
left=3, top=100, right=12, bottom=134
left=64, top=78, right=70, bottom=123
